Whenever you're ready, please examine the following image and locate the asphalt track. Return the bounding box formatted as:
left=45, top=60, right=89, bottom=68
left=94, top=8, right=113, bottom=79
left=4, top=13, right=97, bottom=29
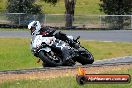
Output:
left=93, top=56, right=132, bottom=64
left=0, top=30, right=132, bottom=42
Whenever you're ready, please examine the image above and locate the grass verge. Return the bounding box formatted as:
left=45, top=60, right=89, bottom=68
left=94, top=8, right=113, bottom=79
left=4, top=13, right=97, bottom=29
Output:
left=0, top=66, right=132, bottom=88
left=81, top=40, right=132, bottom=60
left=0, top=38, right=132, bottom=70
left=0, top=38, right=40, bottom=70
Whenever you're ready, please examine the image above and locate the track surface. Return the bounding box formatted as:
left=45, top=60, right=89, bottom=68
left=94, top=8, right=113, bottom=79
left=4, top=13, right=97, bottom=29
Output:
left=93, top=56, right=132, bottom=64
left=0, top=30, right=132, bottom=42
left=0, top=56, right=132, bottom=75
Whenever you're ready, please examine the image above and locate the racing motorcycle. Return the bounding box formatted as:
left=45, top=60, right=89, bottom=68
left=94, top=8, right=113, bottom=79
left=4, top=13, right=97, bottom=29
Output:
left=28, top=21, right=94, bottom=67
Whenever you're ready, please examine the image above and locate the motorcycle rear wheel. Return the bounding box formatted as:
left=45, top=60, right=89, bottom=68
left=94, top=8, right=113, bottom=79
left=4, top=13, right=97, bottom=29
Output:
left=39, top=51, right=63, bottom=67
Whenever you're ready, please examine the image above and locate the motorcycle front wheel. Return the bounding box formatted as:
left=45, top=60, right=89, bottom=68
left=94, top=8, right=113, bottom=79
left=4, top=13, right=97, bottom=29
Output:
left=39, top=51, right=63, bottom=67
left=77, top=49, right=94, bottom=65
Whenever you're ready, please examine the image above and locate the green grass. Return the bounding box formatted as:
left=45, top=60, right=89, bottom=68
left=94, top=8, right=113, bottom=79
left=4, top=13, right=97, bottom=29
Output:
left=0, top=0, right=103, bottom=15
left=36, top=0, right=103, bottom=15
left=0, top=38, right=40, bottom=70
left=0, top=38, right=132, bottom=70
left=81, top=40, right=132, bottom=60
left=0, top=68, right=132, bottom=88
left=37, top=0, right=103, bottom=15
left=0, top=0, right=6, bottom=12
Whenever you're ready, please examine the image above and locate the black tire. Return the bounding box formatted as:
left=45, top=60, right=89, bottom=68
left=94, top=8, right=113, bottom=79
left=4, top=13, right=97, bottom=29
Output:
left=77, top=50, right=94, bottom=65
left=42, top=62, right=49, bottom=67
left=62, top=59, right=76, bottom=66
left=76, top=75, right=87, bottom=85
left=39, top=51, right=63, bottom=67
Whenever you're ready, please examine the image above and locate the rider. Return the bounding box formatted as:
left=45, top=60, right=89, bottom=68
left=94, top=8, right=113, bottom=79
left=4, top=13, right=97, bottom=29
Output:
left=28, top=21, right=75, bottom=65
left=28, top=21, right=74, bottom=46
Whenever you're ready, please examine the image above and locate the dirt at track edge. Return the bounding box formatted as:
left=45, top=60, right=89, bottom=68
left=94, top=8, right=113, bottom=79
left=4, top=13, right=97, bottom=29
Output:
left=0, top=64, right=132, bottom=84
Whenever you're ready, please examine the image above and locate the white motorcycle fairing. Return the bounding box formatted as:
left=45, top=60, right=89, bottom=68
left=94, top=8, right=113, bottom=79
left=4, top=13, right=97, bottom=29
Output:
left=67, top=35, right=74, bottom=40
left=38, top=47, right=51, bottom=52
left=32, top=35, right=42, bottom=48
left=32, top=35, right=52, bottom=52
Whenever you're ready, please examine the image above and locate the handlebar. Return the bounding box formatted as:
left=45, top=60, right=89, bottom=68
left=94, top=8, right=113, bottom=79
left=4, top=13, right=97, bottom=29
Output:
left=74, top=36, right=80, bottom=42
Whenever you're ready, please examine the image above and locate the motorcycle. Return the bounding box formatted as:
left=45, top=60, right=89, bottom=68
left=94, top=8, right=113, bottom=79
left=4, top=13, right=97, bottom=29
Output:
left=28, top=21, right=94, bottom=67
